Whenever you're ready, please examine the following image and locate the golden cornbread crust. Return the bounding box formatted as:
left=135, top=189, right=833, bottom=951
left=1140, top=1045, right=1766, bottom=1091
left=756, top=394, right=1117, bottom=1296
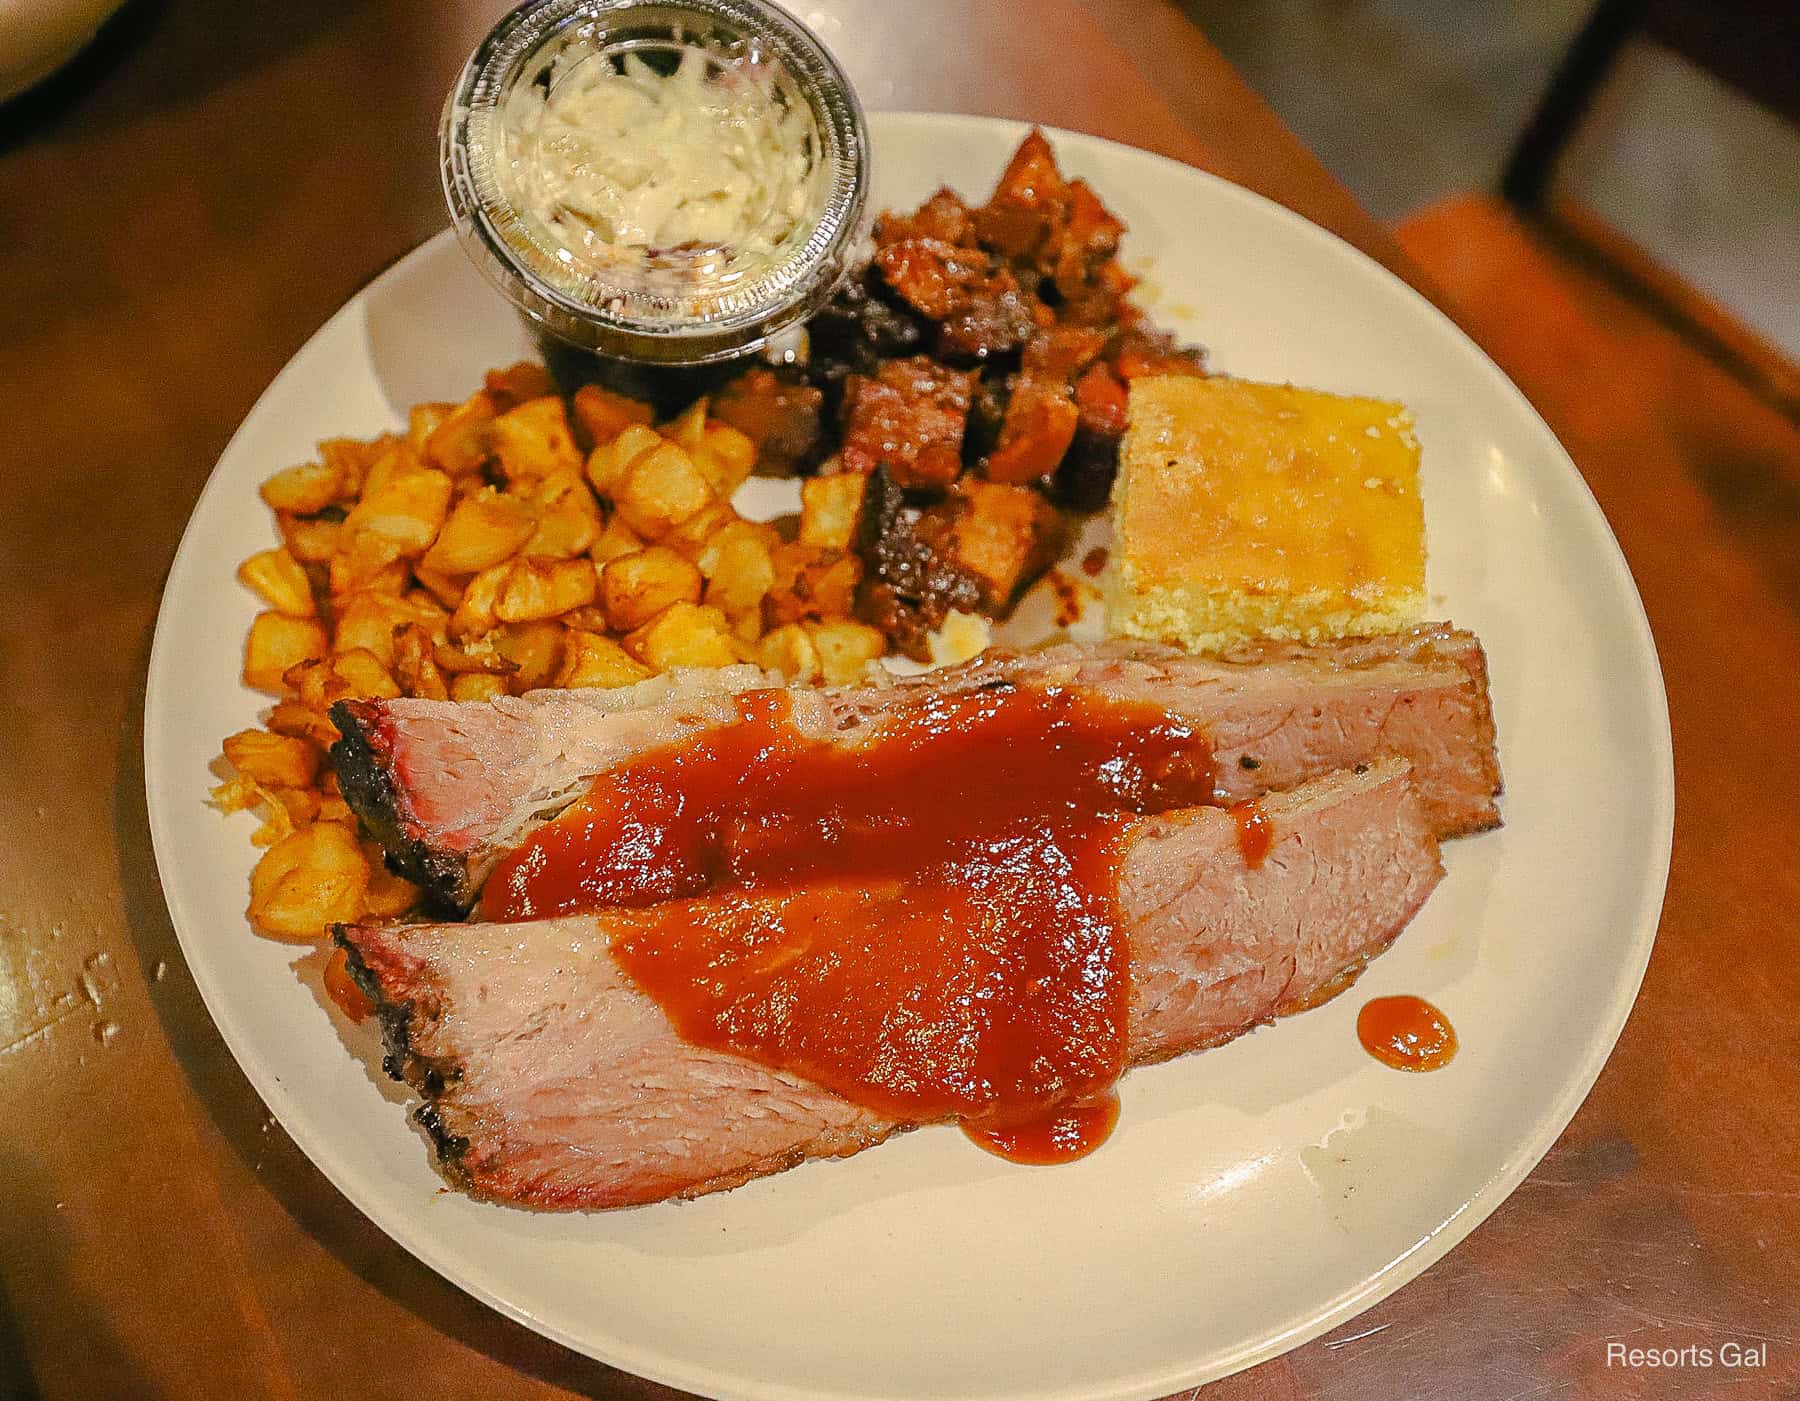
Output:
left=1106, top=375, right=1426, bottom=652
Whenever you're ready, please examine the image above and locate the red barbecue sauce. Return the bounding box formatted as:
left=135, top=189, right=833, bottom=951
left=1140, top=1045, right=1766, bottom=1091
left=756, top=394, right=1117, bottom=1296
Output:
left=482, top=685, right=1215, bottom=1160
left=1230, top=799, right=1272, bottom=868
left=1357, top=995, right=1458, bottom=1071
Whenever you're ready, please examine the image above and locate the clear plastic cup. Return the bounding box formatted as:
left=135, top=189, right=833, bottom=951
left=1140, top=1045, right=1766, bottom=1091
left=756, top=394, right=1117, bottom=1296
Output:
left=442, top=0, right=868, bottom=366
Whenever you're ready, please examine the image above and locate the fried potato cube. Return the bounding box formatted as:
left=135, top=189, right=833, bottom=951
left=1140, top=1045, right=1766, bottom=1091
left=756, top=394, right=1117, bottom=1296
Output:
left=318, top=437, right=384, bottom=499
left=485, top=361, right=556, bottom=407
left=662, top=500, right=739, bottom=558
left=450, top=560, right=509, bottom=639
left=591, top=515, right=645, bottom=565
left=763, top=543, right=861, bottom=627
left=421, top=488, right=535, bottom=575
left=698, top=522, right=776, bottom=616
left=585, top=423, right=662, bottom=499
left=237, top=547, right=316, bottom=617
left=407, top=402, right=456, bottom=455
left=521, top=473, right=601, bottom=559
left=260, top=461, right=342, bottom=515
left=327, top=546, right=410, bottom=598
left=624, top=602, right=737, bottom=670
left=432, top=635, right=515, bottom=675
left=266, top=700, right=339, bottom=747
left=278, top=511, right=344, bottom=565
left=327, top=647, right=402, bottom=700
left=392, top=622, right=449, bottom=700
left=570, top=383, right=655, bottom=447
left=693, top=421, right=757, bottom=498
left=601, top=546, right=703, bottom=631
left=558, top=630, right=655, bottom=689
left=612, top=441, right=715, bottom=539
left=361, top=842, right=422, bottom=919
left=425, top=390, right=499, bottom=476
left=268, top=786, right=322, bottom=828
left=666, top=397, right=710, bottom=451
left=487, top=396, right=582, bottom=481
left=358, top=441, right=428, bottom=500
left=244, top=612, right=329, bottom=692
left=248, top=822, right=369, bottom=941
left=495, top=557, right=596, bottom=624
left=756, top=622, right=821, bottom=682
left=799, top=471, right=870, bottom=551
left=807, top=619, right=886, bottom=685
left=222, top=729, right=322, bottom=789
left=495, top=620, right=565, bottom=693
left=410, top=561, right=466, bottom=610
left=333, top=592, right=417, bottom=667
left=342, top=466, right=453, bottom=560
left=450, top=672, right=508, bottom=702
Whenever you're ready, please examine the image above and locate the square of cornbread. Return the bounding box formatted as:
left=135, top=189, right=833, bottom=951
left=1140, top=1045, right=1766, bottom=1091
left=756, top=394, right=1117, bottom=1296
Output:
left=1106, top=375, right=1425, bottom=652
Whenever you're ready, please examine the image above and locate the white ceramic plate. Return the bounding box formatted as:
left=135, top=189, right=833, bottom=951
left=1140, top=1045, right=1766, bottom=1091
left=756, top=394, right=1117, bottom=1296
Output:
left=145, top=114, right=1673, bottom=1401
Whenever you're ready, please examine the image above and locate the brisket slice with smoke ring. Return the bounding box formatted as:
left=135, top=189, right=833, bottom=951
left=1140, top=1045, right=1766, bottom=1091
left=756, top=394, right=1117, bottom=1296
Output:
left=332, top=624, right=1499, bottom=914
left=337, top=759, right=1442, bottom=1210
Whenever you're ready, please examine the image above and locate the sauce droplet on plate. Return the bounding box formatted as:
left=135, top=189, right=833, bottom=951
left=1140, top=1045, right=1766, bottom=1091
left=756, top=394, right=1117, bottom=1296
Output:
left=1357, top=995, right=1457, bottom=1071
left=963, top=1090, right=1121, bottom=1164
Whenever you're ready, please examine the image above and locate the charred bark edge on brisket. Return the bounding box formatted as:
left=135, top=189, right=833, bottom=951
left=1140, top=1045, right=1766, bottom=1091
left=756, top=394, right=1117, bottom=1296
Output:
left=328, top=699, right=476, bottom=918
left=332, top=925, right=472, bottom=1181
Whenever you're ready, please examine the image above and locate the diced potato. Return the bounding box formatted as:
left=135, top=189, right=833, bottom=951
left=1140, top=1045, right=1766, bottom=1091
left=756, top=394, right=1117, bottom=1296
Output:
left=485, top=361, right=556, bottom=407
left=244, top=613, right=329, bottom=692
left=360, top=841, right=422, bottom=918
left=260, top=461, right=341, bottom=515
left=450, top=561, right=510, bottom=639
left=237, top=547, right=316, bottom=617
left=558, top=604, right=613, bottom=633
left=317, top=794, right=352, bottom=824
left=333, top=592, right=413, bottom=667
left=392, top=623, right=449, bottom=701
left=757, top=622, right=821, bottom=682
left=278, top=511, right=344, bottom=565
left=662, top=500, right=739, bottom=558
left=570, top=383, right=654, bottom=447
left=624, top=602, right=737, bottom=670
left=494, top=620, right=565, bottom=693
left=585, top=423, right=663, bottom=499
left=601, top=545, right=703, bottom=632
left=694, top=421, right=757, bottom=498
left=612, top=441, right=715, bottom=539
left=698, top=523, right=776, bottom=615
left=728, top=607, right=764, bottom=646
left=329, top=647, right=402, bottom=700
left=341, top=466, right=453, bottom=560
left=433, top=636, right=515, bottom=675
left=799, top=471, right=870, bottom=551
left=411, top=562, right=467, bottom=611
left=422, top=488, right=535, bottom=574
left=269, top=786, right=322, bottom=827
left=591, top=515, right=645, bottom=565
left=407, top=402, right=456, bottom=455
left=327, top=545, right=409, bottom=598
left=358, top=441, right=426, bottom=501
left=266, top=700, right=339, bottom=747
left=806, top=619, right=886, bottom=685
left=522, top=472, right=601, bottom=559
left=248, top=822, right=369, bottom=941
left=763, top=544, right=861, bottom=627
left=425, top=390, right=499, bottom=475
left=317, top=437, right=381, bottom=499
left=487, top=396, right=582, bottom=481
left=450, top=672, right=508, bottom=702
left=222, top=729, right=322, bottom=789
left=496, top=557, right=596, bottom=624
left=558, top=630, right=655, bottom=689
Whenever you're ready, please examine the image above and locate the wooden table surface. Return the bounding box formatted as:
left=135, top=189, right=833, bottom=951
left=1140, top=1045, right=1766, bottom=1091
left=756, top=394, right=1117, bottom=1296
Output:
left=2, top=1, right=1793, bottom=1398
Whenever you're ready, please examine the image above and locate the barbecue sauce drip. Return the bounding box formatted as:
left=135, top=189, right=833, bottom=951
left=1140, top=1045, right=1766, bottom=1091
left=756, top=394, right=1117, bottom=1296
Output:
left=1357, top=995, right=1458, bottom=1071
left=483, top=685, right=1215, bottom=1156
left=1229, top=799, right=1272, bottom=868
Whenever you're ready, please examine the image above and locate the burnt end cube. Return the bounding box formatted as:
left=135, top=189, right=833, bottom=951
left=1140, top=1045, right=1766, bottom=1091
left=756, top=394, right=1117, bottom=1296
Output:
left=839, top=356, right=976, bottom=490
left=946, top=479, right=1066, bottom=608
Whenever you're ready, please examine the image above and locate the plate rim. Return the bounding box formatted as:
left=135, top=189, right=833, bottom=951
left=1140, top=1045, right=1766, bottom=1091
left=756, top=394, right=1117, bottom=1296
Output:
left=144, top=110, right=1675, bottom=1401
